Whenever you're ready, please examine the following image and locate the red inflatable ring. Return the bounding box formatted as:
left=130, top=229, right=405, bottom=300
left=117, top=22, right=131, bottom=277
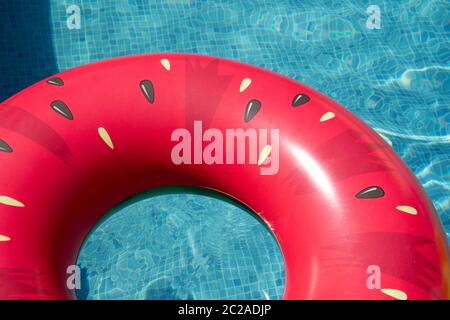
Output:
left=0, top=54, right=448, bottom=300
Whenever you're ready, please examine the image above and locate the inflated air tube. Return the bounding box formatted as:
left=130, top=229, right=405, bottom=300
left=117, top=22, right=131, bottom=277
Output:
left=0, top=54, right=448, bottom=300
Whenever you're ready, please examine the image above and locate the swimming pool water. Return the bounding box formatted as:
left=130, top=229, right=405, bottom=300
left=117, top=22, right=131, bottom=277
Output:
left=0, top=0, right=448, bottom=300
left=76, top=189, right=285, bottom=300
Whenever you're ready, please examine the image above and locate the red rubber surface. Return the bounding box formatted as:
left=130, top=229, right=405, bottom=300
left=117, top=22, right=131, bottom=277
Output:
left=0, top=54, right=448, bottom=299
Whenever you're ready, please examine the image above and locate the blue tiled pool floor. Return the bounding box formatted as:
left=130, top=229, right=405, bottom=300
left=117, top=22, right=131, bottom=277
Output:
left=0, top=0, right=448, bottom=300
left=76, top=188, right=285, bottom=300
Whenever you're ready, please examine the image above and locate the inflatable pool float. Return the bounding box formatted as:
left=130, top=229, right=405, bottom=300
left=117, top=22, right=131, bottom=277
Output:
left=0, top=54, right=448, bottom=300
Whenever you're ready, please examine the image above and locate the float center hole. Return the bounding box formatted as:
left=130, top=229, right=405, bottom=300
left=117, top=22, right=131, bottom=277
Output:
left=76, top=187, right=285, bottom=300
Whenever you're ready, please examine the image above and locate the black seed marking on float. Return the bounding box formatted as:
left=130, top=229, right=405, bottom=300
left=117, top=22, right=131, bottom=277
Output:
left=291, top=93, right=310, bottom=107
left=0, top=139, right=12, bottom=153
left=46, top=77, right=64, bottom=86
left=244, top=99, right=261, bottom=123
left=51, top=100, right=74, bottom=120
left=140, top=80, right=155, bottom=104
left=356, top=186, right=385, bottom=199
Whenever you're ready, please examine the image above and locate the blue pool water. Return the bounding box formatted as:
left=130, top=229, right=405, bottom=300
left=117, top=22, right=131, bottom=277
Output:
left=76, top=188, right=285, bottom=300
left=0, top=0, right=448, bottom=299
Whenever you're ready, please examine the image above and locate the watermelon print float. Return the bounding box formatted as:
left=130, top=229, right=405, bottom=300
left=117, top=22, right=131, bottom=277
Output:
left=0, top=54, right=448, bottom=300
